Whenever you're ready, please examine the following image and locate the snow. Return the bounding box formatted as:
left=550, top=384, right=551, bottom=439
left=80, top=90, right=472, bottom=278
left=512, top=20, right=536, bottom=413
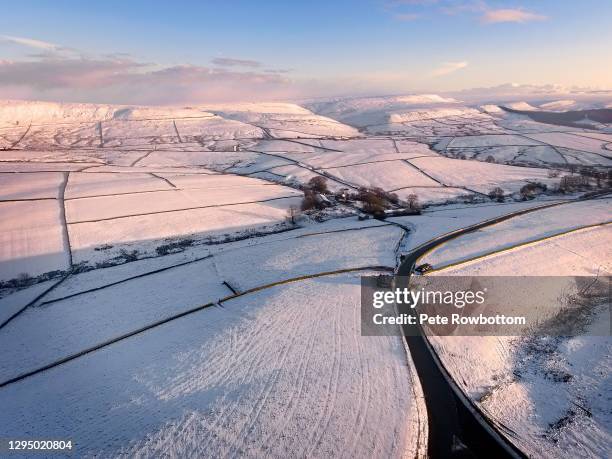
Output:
left=0, top=126, right=28, bottom=148
left=539, top=100, right=578, bottom=111
left=0, top=279, right=56, bottom=324
left=409, top=156, right=552, bottom=193
left=305, top=94, right=461, bottom=128
left=0, top=172, right=64, bottom=200
left=0, top=200, right=69, bottom=282
left=480, top=104, right=504, bottom=114
left=80, top=165, right=218, bottom=174
left=437, top=224, right=611, bottom=277
left=65, top=182, right=300, bottom=223
left=423, top=198, right=612, bottom=269
left=570, top=131, right=612, bottom=142
left=389, top=199, right=568, bottom=252
left=448, top=134, right=541, bottom=148
left=0, top=100, right=116, bottom=126
left=42, top=216, right=392, bottom=304
left=522, top=132, right=610, bottom=155
left=2, top=97, right=609, bottom=457
left=207, top=102, right=360, bottom=138
left=505, top=101, right=540, bottom=111
left=0, top=272, right=422, bottom=458
left=393, top=186, right=471, bottom=203
left=17, top=123, right=100, bottom=149
left=175, top=116, right=263, bottom=140
left=0, top=257, right=230, bottom=382
left=0, top=161, right=99, bottom=172
left=261, top=164, right=348, bottom=191
left=69, top=196, right=302, bottom=266
left=325, top=160, right=439, bottom=190
left=65, top=172, right=171, bottom=198
left=214, top=224, right=403, bottom=291
left=101, top=119, right=178, bottom=147
left=425, top=226, right=611, bottom=458
left=255, top=139, right=320, bottom=153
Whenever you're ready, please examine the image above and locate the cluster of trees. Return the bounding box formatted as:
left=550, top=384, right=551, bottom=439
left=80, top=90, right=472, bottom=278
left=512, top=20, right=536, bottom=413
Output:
left=559, top=175, right=590, bottom=191
left=357, top=187, right=420, bottom=217
left=355, top=187, right=398, bottom=215
left=519, top=182, right=547, bottom=200
left=301, top=176, right=330, bottom=212
left=287, top=176, right=330, bottom=224
left=289, top=176, right=422, bottom=223
left=488, top=187, right=505, bottom=202
left=577, top=167, right=610, bottom=188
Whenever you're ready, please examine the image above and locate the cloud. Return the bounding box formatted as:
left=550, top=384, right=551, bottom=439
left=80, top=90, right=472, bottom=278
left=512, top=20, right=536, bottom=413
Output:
left=431, top=61, right=468, bottom=76
left=264, top=68, right=293, bottom=74
left=211, top=57, right=262, bottom=68
left=482, top=8, right=546, bottom=23
left=0, top=55, right=301, bottom=104
left=0, top=57, right=149, bottom=89
left=0, top=36, right=310, bottom=104
left=0, top=34, right=60, bottom=51
left=386, top=1, right=547, bottom=25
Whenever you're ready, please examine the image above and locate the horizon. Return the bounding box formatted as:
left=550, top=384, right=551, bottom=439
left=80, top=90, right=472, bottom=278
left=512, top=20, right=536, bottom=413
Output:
left=1, top=0, right=611, bottom=105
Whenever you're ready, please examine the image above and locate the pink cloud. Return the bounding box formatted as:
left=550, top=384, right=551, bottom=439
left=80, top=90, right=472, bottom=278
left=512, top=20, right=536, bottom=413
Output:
left=0, top=56, right=301, bottom=104
left=431, top=61, right=468, bottom=77
left=482, top=8, right=546, bottom=24
left=211, top=57, right=262, bottom=68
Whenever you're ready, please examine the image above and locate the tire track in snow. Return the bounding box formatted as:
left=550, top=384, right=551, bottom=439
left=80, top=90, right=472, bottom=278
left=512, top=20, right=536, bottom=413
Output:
left=0, top=266, right=393, bottom=389
left=343, top=299, right=370, bottom=459
left=303, top=302, right=343, bottom=457
left=196, top=290, right=309, bottom=454
left=229, top=294, right=311, bottom=455
left=254, top=294, right=325, bottom=452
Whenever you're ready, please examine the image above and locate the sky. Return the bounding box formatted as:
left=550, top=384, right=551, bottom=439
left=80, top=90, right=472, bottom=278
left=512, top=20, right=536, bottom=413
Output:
left=0, top=0, right=611, bottom=104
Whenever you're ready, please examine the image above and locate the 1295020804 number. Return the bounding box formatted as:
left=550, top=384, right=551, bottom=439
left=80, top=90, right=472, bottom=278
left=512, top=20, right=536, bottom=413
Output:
left=3, top=440, right=73, bottom=452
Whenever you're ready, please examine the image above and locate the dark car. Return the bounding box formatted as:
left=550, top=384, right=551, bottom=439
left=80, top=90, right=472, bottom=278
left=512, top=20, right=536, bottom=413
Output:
left=414, top=263, right=433, bottom=274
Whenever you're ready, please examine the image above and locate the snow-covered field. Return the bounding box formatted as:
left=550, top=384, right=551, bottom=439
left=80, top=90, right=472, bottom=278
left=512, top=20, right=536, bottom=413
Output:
left=0, top=200, right=70, bottom=281
left=408, top=156, right=554, bottom=194
left=422, top=197, right=612, bottom=269
left=425, top=225, right=611, bottom=458
left=0, top=273, right=423, bottom=458
left=0, top=97, right=609, bottom=458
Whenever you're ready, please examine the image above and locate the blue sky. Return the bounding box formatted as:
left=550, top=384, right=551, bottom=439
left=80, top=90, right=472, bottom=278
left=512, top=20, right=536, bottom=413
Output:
left=0, top=0, right=610, bottom=103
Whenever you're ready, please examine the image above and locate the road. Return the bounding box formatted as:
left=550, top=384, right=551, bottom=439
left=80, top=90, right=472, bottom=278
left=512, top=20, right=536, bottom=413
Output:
left=395, top=193, right=609, bottom=458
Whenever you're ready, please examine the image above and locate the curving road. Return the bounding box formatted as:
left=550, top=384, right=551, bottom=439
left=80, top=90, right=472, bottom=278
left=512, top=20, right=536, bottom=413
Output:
left=395, top=192, right=610, bottom=458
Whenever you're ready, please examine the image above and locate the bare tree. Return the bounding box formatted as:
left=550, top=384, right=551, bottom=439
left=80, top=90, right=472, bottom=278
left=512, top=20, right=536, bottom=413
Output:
left=301, top=190, right=317, bottom=211
left=287, top=205, right=300, bottom=224
left=359, top=189, right=386, bottom=216
left=307, top=176, right=329, bottom=194
left=406, top=193, right=421, bottom=211
left=488, top=187, right=504, bottom=202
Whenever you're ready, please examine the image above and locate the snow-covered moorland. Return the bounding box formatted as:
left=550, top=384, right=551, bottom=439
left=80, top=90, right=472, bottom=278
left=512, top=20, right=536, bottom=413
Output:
left=0, top=96, right=609, bottom=457
left=425, top=224, right=611, bottom=458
